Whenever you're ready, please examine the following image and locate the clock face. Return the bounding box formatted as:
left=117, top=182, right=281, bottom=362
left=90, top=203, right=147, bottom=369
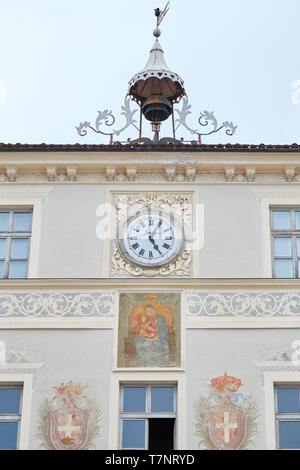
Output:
left=119, top=211, right=184, bottom=267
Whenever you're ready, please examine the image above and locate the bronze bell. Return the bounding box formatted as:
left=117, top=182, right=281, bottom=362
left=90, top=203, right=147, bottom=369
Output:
left=142, top=94, right=172, bottom=122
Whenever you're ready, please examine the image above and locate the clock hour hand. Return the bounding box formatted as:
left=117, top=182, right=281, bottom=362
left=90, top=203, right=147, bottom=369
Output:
left=148, top=235, right=162, bottom=255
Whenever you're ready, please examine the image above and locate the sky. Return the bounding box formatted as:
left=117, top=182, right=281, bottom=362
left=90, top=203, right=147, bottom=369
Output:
left=0, top=0, right=300, bottom=145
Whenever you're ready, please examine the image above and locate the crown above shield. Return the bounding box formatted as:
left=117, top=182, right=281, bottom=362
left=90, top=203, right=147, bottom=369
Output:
left=210, top=372, right=242, bottom=393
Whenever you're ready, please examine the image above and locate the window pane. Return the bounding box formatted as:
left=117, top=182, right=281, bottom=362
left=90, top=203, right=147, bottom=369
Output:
left=13, top=213, right=32, bottom=232
left=0, top=239, right=6, bottom=258
left=0, top=261, right=4, bottom=278
left=278, top=421, right=300, bottom=449
left=274, top=237, right=292, bottom=257
left=272, top=211, right=291, bottom=230
left=11, top=238, right=29, bottom=259
left=274, top=259, right=293, bottom=278
left=295, top=212, right=300, bottom=230
left=0, top=213, right=9, bottom=231
left=123, top=387, right=146, bottom=412
left=151, top=387, right=174, bottom=412
left=8, top=261, right=28, bottom=278
left=122, top=420, right=145, bottom=448
left=0, top=422, right=19, bottom=449
left=0, top=389, right=21, bottom=414
left=277, top=387, right=300, bottom=413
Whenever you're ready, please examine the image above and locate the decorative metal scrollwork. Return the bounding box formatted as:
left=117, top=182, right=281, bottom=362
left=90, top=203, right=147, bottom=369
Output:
left=76, top=97, right=139, bottom=144
left=175, top=97, right=237, bottom=142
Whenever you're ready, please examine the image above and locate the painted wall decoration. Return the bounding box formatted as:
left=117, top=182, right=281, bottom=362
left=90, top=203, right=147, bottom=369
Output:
left=194, top=373, right=259, bottom=450
left=38, top=381, right=101, bottom=450
left=117, top=293, right=181, bottom=367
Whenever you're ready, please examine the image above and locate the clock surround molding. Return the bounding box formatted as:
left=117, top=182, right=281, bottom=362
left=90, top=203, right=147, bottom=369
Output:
left=109, top=191, right=193, bottom=278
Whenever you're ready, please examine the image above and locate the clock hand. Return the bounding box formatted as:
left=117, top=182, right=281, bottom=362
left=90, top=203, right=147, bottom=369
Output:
left=149, top=218, right=162, bottom=239
left=148, top=236, right=163, bottom=255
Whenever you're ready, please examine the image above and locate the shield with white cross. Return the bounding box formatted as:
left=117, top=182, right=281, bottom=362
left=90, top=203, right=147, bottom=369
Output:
left=46, top=406, right=89, bottom=450
left=205, top=399, right=248, bottom=450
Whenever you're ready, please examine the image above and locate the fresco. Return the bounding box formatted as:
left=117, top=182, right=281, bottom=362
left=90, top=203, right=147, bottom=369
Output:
left=117, top=293, right=181, bottom=368
left=194, top=373, right=259, bottom=450
left=38, top=381, right=101, bottom=450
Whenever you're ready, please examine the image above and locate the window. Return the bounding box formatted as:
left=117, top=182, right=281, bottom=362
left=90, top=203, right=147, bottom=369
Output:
left=0, top=209, right=32, bottom=278
left=270, top=208, right=300, bottom=278
left=0, top=386, right=22, bottom=449
left=275, top=385, right=300, bottom=449
left=120, top=384, right=176, bottom=450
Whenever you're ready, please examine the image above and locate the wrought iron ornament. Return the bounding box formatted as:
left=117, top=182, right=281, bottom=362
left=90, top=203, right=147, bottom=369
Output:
left=76, top=3, right=237, bottom=145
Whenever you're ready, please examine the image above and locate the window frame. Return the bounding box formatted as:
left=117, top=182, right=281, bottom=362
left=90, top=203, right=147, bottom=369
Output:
left=270, top=207, right=300, bottom=278
left=119, top=384, right=177, bottom=450
left=264, top=371, right=300, bottom=450
left=0, top=374, right=33, bottom=450
left=0, top=208, right=32, bottom=279
left=0, top=384, right=23, bottom=449
left=274, top=384, right=300, bottom=450
left=108, top=371, right=186, bottom=450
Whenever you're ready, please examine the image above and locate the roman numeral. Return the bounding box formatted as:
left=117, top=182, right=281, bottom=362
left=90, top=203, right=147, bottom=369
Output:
left=163, top=243, right=170, bottom=249
left=132, top=243, right=139, bottom=250
left=139, top=249, right=145, bottom=256
left=149, top=251, right=153, bottom=258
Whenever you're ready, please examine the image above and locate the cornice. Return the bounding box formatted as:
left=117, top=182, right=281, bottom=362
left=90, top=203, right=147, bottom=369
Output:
left=1, top=277, right=300, bottom=290
left=1, top=150, right=300, bottom=183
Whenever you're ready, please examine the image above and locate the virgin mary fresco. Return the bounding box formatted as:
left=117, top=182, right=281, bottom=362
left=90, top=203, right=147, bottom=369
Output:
left=117, top=293, right=180, bottom=368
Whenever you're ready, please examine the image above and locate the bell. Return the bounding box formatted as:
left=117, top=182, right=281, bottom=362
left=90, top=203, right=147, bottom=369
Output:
left=142, top=94, right=172, bottom=122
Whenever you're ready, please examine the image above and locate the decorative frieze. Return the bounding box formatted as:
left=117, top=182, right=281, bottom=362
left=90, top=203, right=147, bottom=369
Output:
left=186, top=291, right=300, bottom=317
left=0, top=292, right=115, bottom=318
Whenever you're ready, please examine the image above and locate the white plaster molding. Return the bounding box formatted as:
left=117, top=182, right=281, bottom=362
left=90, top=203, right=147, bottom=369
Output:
left=285, top=167, right=296, bottom=182
left=6, top=167, right=17, bottom=182
left=224, top=166, right=235, bottom=181
left=246, top=166, right=256, bottom=182
left=46, top=167, right=56, bottom=182
left=254, top=189, right=300, bottom=277
left=0, top=373, right=35, bottom=449
left=165, top=166, right=176, bottom=182
left=66, top=167, right=77, bottom=181
left=0, top=187, right=52, bottom=277
left=126, top=167, right=137, bottom=182
left=262, top=371, right=300, bottom=450
left=106, top=167, right=116, bottom=181
left=185, top=166, right=196, bottom=182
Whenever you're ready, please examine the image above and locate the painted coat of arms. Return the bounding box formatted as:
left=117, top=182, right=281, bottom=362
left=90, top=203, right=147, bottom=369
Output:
left=194, top=373, right=259, bottom=450
left=38, top=381, right=101, bottom=450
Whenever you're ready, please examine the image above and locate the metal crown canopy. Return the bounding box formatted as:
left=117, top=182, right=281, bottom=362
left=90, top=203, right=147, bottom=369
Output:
left=128, top=21, right=185, bottom=104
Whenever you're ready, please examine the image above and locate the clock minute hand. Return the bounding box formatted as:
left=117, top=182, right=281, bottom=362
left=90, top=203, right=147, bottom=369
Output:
left=150, top=219, right=162, bottom=239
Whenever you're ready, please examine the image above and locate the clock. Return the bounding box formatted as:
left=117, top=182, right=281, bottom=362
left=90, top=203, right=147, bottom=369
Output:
left=118, top=210, right=184, bottom=267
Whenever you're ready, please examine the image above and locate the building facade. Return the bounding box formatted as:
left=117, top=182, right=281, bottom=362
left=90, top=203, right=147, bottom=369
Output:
left=0, top=143, right=300, bottom=450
